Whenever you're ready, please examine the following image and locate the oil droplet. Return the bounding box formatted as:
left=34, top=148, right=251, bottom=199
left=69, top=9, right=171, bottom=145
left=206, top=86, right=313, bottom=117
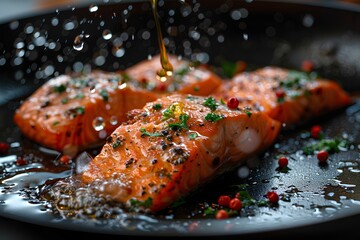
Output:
left=102, top=29, right=113, bottom=40
left=73, top=35, right=84, bottom=51
left=157, top=68, right=173, bottom=82
left=92, top=117, right=105, bottom=131
left=89, top=4, right=99, bottom=13
left=118, top=82, right=127, bottom=89
left=110, top=116, right=118, bottom=125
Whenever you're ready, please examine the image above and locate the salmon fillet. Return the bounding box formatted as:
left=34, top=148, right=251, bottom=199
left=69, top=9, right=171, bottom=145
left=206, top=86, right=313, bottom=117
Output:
left=214, top=67, right=352, bottom=125
left=81, top=94, right=281, bottom=212
left=126, top=54, right=222, bottom=96
left=14, top=55, right=222, bottom=154
left=13, top=70, right=159, bottom=156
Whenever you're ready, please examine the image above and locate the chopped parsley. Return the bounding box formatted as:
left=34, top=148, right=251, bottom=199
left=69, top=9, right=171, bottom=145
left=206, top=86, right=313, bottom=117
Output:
left=221, top=60, right=238, bottom=78
left=279, top=70, right=315, bottom=91
left=129, top=197, right=153, bottom=208
left=99, top=89, right=109, bottom=102
left=205, top=113, right=224, bottom=122
left=303, top=138, right=349, bottom=155
left=203, top=97, right=218, bottom=111
left=162, top=105, right=177, bottom=120
left=65, top=106, right=85, bottom=118
left=243, top=108, right=252, bottom=117
left=152, top=103, right=162, bottom=110
left=53, top=84, right=66, bottom=93
left=61, top=98, right=68, bottom=104
left=75, top=93, right=85, bottom=99
left=232, top=184, right=269, bottom=207
left=75, top=106, right=85, bottom=115
left=112, top=139, right=123, bottom=149
left=140, top=128, right=162, bottom=137
left=169, top=113, right=189, bottom=131
left=188, top=132, right=198, bottom=139
left=174, top=66, right=190, bottom=77
left=52, top=121, right=60, bottom=126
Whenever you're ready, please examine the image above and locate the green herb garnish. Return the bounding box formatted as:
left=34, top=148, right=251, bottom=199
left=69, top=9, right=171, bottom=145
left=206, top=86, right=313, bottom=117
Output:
left=129, top=197, right=153, bottom=208
left=205, top=113, right=224, bottom=122
left=152, top=103, right=162, bottom=111
left=232, top=184, right=270, bottom=207
left=75, top=93, right=85, bottom=99
left=162, top=104, right=178, bottom=120
left=100, top=89, right=109, bottom=102
left=61, top=98, right=68, bottom=104
left=169, top=113, right=189, bottom=131
left=112, top=139, right=123, bottom=149
left=174, top=66, right=190, bottom=77
left=221, top=60, right=237, bottom=78
left=303, top=138, right=349, bottom=155
left=53, top=84, right=66, bottom=93
left=243, top=108, right=252, bottom=117
left=75, top=106, right=85, bottom=115
left=203, top=97, right=218, bottom=111
left=204, top=207, right=216, bottom=216
left=140, top=128, right=162, bottom=137
left=188, top=132, right=198, bottom=140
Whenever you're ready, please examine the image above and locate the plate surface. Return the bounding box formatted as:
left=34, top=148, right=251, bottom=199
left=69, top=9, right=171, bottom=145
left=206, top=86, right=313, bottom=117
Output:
left=1, top=0, right=360, bottom=238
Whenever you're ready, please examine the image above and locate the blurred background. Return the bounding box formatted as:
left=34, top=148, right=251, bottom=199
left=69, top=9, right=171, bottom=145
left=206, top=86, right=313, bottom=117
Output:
left=1, top=0, right=360, bottom=23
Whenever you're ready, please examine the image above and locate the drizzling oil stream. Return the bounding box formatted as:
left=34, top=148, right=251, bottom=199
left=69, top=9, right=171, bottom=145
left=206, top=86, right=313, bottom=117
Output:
left=151, top=0, right=174, bottom=81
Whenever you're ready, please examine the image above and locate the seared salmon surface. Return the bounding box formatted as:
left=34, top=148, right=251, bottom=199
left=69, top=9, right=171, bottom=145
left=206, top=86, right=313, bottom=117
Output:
left=81, top=94, right=281, bottom=212
left=13, top=70, right=160, bottom=156
left=214, top=67, right=352, bottom=125
left=14, top=55, right=223, bottom=154
left=126, top=54, right=222, bottom=96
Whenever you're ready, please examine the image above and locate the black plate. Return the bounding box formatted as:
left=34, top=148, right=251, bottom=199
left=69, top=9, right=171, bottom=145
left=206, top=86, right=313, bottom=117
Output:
left=1, top=0, right=360, bottom=239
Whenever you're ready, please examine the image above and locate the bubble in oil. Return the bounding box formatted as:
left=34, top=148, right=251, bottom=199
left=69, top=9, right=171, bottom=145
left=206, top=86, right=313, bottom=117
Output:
left=112, top=46, right=125, bottom=58
left=89, top=4, right=99, bottom=13
left=110, top=116, right=118, bottom=125
left=92, top=116, right=105, bottom=131
left=73, top=35, right=84, bottom=51
left=102, top=29, right=113, bottom=40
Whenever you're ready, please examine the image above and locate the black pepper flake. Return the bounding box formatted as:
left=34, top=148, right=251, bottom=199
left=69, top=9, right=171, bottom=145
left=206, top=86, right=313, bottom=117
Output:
left=125, top=158, right=135, bottom=168
left=161, top=141, right=168, bottom=150
left=151, top=159, right=158, bottom=164
left=41, top=100, right=50, bottom=108
left=173, top=147, right=184, bottom=155
left=161, top=130, right=169, bottom=136
left=106, top=136, right=113, bottom=143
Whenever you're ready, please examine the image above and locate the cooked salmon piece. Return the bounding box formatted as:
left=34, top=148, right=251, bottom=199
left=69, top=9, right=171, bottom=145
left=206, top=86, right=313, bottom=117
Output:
left=81, top=94, right=281, bottom=212
left=126, top=54, right=222, bottom=96
left=14, top=55, right=223, bottom=154
left=13, top=70, right=159, bottom=156
left=214, top=67, right=352, bottom=125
